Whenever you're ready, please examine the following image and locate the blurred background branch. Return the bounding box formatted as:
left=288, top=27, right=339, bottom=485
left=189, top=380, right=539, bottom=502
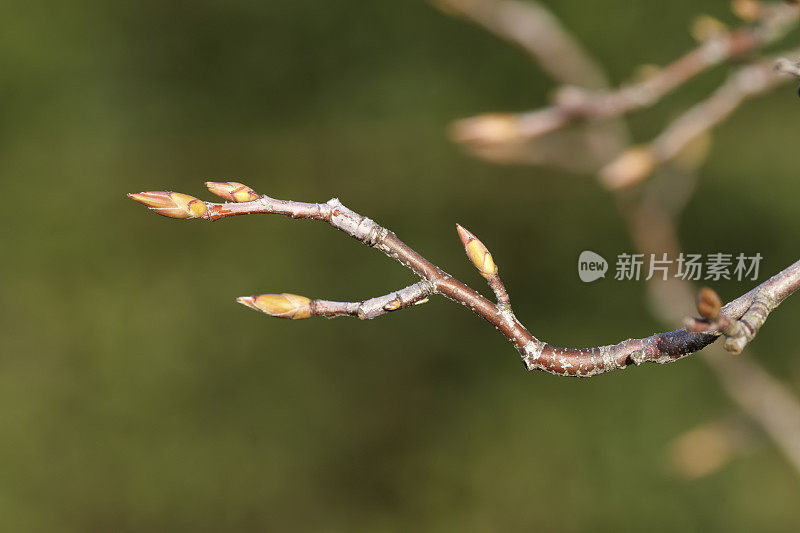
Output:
left=437, top=0, right=800, bottom=478
left=448, top=1, right=799, bottom=182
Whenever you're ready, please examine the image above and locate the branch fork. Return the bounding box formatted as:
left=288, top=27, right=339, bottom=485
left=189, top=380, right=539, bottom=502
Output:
left=685, top=287, right=779, bottom=355
left=128, top=181, right=800, bottom=377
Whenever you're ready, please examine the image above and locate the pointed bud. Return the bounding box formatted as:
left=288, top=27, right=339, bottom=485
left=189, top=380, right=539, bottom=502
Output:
left=127, top=191, right=207, bottom=219
left=236, top=293, right=312, bottom=319
left=450, top=114, right=521, bottom=146
left=205, top=181, right=259, bottom=203
left=697, top=287, right=722, bottom=320
left=456, top=224, right=498, bottom=279
left=598, top=146, right=657, bottom=190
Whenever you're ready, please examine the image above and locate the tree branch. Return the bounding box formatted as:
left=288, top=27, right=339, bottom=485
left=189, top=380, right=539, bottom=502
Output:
left=450, top=2, right=799, bottom=163
left=600, top=49, right=799, bottom=188
left=128, top=184, right=800, bottom=377
left=441, top=0, right=632, bottom=173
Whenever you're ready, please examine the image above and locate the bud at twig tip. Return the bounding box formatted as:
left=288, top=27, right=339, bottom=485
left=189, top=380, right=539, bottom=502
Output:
left=236, top=293, right=312, bottom=320
left=127, top=191, right=207, bottom=219
left=455, top=223, right=472, bottom=248
left=205, top=181, right=260, bottom=203
left=450, top=114, right=521, bottom=146
left=456, top=224, right=498, bottom=279
left=598, top=146, right=657, bottom=190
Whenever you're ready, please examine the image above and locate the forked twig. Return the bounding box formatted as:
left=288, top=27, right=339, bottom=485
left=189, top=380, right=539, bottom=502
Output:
left=127, top=184, right=800, bottom=377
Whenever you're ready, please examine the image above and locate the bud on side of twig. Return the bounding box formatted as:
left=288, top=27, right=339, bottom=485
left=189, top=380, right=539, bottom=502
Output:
left=236, top=293, right=312, bottom=319
left=383, top=299, right=402, bottom=312
left=205, top=181, right=259, bottom=203
left=598, top=146, right=657, bottom=190
left=127, top=191, right=207, bottom=219
left=697, top=287, right=722, bottom=320
left=456, top=224, right=498, bottom=279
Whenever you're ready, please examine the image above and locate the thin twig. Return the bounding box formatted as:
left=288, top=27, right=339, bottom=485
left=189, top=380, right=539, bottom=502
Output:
left=238, top=282, right=434, bottom=320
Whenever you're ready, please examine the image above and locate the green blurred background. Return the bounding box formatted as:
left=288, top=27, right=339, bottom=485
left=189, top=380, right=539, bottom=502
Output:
left=2, top=0, right=800, bottom=530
